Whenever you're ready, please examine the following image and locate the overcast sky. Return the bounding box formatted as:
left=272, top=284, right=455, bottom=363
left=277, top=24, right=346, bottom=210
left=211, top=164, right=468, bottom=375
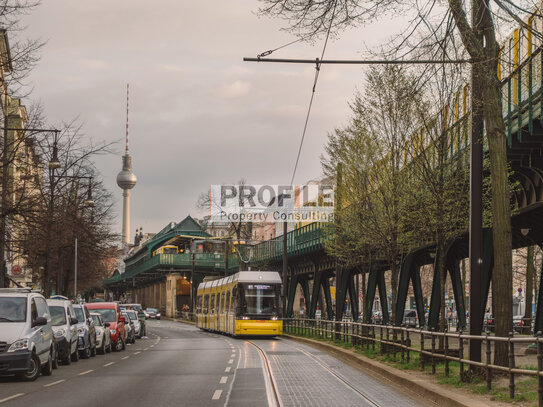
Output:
left=20, top=1, right=392, bottom=240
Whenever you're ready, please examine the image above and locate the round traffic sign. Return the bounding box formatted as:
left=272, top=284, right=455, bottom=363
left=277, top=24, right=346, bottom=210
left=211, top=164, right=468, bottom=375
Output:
left=11, top=265, right=22, bottom=276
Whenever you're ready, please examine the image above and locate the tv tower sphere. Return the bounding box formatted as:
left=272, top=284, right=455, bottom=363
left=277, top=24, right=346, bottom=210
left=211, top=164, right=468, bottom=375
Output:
left=116, top=155, right=137, bottom=190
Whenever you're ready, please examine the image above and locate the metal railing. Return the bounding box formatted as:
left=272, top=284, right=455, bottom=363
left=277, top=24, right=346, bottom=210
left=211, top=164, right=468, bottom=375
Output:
left=283, top=318, right=543, bottom=405
left=175, top=310, right=196, bottom=322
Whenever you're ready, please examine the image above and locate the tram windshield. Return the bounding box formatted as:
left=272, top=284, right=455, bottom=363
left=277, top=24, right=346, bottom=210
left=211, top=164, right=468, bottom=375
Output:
left=241, top=283, right=278, bottom=315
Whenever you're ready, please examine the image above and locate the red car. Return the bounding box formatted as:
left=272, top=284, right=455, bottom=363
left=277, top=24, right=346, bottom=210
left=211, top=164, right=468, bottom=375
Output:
left=86, top=302, right=127, bottom=351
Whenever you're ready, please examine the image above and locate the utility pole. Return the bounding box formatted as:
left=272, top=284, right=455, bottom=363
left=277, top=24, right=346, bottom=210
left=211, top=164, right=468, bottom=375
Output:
left=0, top=80, right=8, bottom=288
left=74, top=237, right=78, bottom=300
left=282, top=221, right=288, bottom=317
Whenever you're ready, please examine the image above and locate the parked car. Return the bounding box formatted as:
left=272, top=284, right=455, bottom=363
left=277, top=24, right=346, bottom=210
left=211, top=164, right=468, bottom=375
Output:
left=484, top=313, right=494, bottom=332
left=86, top=302, right=126, bottom=351
left=47, top=298, right=79, bottom=365
left=0, top=288, right=55, bottom=381
left=122, top=311, right=136, bottom=344
left=145, top=307, right=161, bottom=320
left=90, top=312, right=111, bottom=354
left=125, top=310, right=142, bottom=339
left=403, top=309, right=418, bottom=327
left=123, top=304, right=146, bottom=337
left=73, top=304, right=97, bottom=358
left=372, top=310, right=383, bottom=324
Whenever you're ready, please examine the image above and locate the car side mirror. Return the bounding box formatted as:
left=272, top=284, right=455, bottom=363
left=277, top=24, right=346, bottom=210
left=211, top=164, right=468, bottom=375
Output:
left=104, top=322, right=110, bottom=327
left=70, top=317, right=78, bottom=325
left=32, top=316, right=47, bottom=327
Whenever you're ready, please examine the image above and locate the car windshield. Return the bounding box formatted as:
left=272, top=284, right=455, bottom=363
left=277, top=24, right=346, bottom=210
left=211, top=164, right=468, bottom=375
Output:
left=74, top=307, right=85, bottom=323
left=242, top=284, right=277, bottom=315
left=49, top=306, right=67, bottom=326
left=0, top=297, right=26, bottom=322
left=126, top=310, right=137, bottom=320
left=147, top=308, right=157, bottom=313
left=93, top=308, right=116, bottom=323
left=90, top=315, right=101, bottom=325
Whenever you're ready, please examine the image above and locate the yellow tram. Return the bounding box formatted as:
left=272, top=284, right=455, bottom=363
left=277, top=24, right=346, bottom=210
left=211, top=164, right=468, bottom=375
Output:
left=196, top=271, right=282, bottom=337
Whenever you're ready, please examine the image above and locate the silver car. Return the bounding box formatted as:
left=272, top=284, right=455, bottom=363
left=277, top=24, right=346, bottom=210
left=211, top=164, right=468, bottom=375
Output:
left=0, top=288, right=55, bottom=381
left=90, top=312, right=111, bottom=354
left=125, top=310, right=142, bottom=338
left=46, top=298, right=79, bottom=365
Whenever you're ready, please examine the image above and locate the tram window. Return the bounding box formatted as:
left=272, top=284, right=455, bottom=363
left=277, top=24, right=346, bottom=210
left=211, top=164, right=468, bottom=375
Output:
left=226, top=291, right=230, bottom=313
left=243, top=284, right=278, bottom=315
left=221, top=293, right=225, bottom=313
left=210, top=294, right=215, bottom=314
left=196, top=296, right=202, bottom=314
left=203, top=294, right=209, bottom=315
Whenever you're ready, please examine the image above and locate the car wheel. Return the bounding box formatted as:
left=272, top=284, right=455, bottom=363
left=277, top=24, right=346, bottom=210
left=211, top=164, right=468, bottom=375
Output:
left=17, top=352, right=40, bottom=381
left=115, top=340, right=122, bottom=352
left=51, top=344, right=59, bottom=369
left=71, top=347, right=80, bottom=362
left=81, top=345, right=91, bottom=359
left=98, top=338, right=105, bottom=355
left=41, top=350, right=53, bottom=376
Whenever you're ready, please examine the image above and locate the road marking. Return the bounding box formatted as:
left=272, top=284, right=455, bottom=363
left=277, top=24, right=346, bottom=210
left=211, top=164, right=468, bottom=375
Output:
left=150, top=345, right=154, bottom=348
left=225, top=367, right=231, bottom=372
left=212, top=390, right=223, bottom=400
left=163, top=337, right=168, bottom=339
left=134, top=351, right=141, bottom=355
left=0, top=394, right=24, bottom=404
left=104, top=362, right=115, bottom=367
left=144, top=347, right=149, bottom=351
left=228, top=359, right=233, bottom=364
left=78, top=369, right=94, bottom=376
left=220, top=376, right=228, bottom=384
left=44, top=380, right=65, bottom=387
left=122, top=356, right=130, bottom=360
left=231, top=354, right=235, bottom=358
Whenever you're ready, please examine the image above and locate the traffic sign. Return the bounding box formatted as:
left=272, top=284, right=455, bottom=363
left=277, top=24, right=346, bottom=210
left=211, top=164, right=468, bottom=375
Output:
left=11, top=265, right=22, bottom=276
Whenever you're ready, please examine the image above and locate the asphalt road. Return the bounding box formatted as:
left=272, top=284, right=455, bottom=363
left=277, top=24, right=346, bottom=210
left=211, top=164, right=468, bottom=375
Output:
left=0, top=320, right=423, bottom=406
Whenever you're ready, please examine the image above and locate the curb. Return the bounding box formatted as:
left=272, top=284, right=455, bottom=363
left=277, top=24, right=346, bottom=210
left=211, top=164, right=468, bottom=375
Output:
left=164, top=317, right=195, bottom=326
left=283, top=334, right=492, bottom=407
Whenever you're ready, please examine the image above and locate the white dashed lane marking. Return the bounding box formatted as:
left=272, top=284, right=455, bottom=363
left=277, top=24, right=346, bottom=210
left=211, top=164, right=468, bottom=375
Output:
left=228, top=359, right=233, bottom=364
left=212, top=390, right=223, bottom=400
left=104, top=362, right=115, bottom=367
left=78, top=370, right=94, bottom=376
left=134, top=351, right=141, bottom=355
left=225, top=367, right=231, bottom=372
left=220, top=376, right=228, bottom=384
left=122, top=356, right=130, bottom=360
left=0, top=394, right=24, bottom=404
left=44, top=380, right=65, bottom=387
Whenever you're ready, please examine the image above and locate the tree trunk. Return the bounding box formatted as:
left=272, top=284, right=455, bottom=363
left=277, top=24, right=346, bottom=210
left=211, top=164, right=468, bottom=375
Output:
left=484, top=78, right=512, bottom=366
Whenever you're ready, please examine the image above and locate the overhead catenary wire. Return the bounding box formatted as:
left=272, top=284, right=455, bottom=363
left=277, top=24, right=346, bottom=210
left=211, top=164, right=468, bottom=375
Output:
left=289, top=0, right=338, bottom=186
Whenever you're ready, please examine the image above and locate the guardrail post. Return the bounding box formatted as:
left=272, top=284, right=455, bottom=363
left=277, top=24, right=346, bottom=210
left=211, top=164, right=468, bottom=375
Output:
left=445, top=331, right=449, bottom=377
left=401, top=328, right=405, bottom=363
left=459, top=330, right=464, bottom=381
left=431, top=328, right=436, bottom=375
left=371, top=325, right=375, bottom=351
left=393, top=327, right=398, bottom=359
left=406, top=329, right=410, bottom=363
left=537, top=332, right=543, bottom=407
left=509, top=332, right=515, bottom=399
left=380, top=326, right=384, bottom=356
left=420, top=329, right=425, bottom=370
left=486, top=332, right=492, bottom=390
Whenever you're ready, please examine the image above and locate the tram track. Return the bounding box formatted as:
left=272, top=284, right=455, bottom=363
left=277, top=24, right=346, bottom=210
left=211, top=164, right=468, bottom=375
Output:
left=292, top=344, right=380, bottom=407
left=246, top=340, right=281, bottom=407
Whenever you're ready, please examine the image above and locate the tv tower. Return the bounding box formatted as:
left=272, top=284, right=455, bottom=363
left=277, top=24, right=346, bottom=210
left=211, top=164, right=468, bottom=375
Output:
left=116, top=84, right=137, bottom=248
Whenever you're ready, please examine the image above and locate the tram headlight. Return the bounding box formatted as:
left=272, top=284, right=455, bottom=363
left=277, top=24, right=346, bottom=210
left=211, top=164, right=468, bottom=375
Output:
left=271, top=316, right=278, bottom=321
left=241, top=316, right=250, bottom=320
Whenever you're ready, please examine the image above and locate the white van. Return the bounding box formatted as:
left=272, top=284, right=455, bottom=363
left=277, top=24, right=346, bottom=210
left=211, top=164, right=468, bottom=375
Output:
left=0, top=288, right=55, bottom=381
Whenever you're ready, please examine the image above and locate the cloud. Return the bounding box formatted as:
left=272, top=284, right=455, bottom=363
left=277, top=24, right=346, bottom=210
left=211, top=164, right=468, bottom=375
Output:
left=217, top=80, right=251, bottom=99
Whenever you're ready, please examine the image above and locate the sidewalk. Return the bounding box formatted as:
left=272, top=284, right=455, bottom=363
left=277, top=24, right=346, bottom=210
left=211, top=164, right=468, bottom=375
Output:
left=284, top=334, right=510, bottom=407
